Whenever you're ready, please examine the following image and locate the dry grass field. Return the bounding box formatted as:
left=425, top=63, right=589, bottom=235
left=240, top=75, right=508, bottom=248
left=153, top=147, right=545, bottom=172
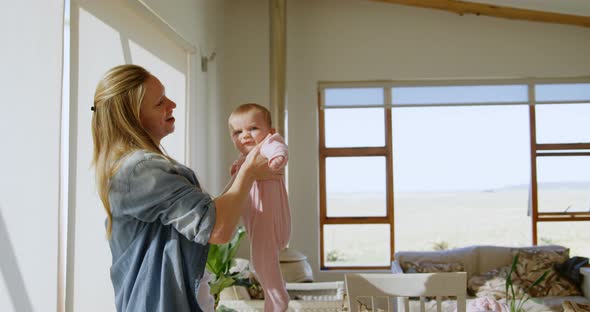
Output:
left=324, top=187, right=590, bottom=267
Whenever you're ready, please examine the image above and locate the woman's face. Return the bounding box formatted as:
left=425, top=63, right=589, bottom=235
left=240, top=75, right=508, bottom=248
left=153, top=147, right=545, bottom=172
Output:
left=140, top=75, right=177, bottom=144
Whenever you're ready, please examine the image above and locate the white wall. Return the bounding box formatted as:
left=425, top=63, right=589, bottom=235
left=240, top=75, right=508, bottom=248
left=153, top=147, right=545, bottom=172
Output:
left=222, top=0, right=590, bottom=282
left=0, top=1, right=64, bottom=312
left=221, top=0, right=271, bottom=190
left=218, top=0, right=271, bottom=259
left=69, top=0, right=224, bottom=311
left=141, top=0, right=226, bottom=193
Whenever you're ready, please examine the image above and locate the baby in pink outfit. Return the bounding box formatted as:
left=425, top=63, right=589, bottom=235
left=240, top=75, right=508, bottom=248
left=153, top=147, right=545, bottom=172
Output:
left=228, top=103, right=291, bottom=312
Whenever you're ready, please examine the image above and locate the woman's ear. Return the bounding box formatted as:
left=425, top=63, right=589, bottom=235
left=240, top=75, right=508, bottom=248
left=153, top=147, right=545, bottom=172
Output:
left=270, top=128, right=276, bottom=134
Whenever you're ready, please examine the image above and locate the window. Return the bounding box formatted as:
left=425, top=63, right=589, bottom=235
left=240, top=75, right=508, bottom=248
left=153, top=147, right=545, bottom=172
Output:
left=318, top=79, right=590, bottom=269
left=392, top=105, right=531, bottom=252
left=319, top=86, right=392, bottom=269
left=532, top=84, right=590, bottom=257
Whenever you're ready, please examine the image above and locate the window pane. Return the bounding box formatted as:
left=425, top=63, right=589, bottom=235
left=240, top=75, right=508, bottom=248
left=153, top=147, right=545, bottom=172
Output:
left=324, top=108, right=385, bottom=147
left=324, top=88, right=384, bottom=107
left=536, top=83, right=590, bottom=102
left=392, top=85, right=528, bottom=105
left=326, top=157, right=386, bottom=217
left=536, top=156, right=590, bottom=213
left=393, top=106, right=531, bottom=251
left=538, top=222, right=590, bottom=257
left=324, top=224, right=390, bottom=267
left=535, top=103, right=590, bottom=143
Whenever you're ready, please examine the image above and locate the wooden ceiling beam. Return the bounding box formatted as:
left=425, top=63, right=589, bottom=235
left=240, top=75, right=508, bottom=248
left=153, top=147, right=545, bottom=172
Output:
left=370, top=0, right=590, bottom=28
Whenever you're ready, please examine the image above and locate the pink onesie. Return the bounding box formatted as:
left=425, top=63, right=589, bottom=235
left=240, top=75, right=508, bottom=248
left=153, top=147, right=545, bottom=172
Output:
left=231, top=133, right=291, bottom=312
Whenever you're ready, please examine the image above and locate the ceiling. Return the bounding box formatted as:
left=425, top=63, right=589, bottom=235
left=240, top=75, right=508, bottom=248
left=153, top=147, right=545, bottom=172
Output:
left=370, top=0, right=590, bottom=28
left=462, top=0, right=590, bottom=17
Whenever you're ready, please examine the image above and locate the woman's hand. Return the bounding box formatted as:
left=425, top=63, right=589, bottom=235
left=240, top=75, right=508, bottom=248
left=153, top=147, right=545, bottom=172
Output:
left=209, top=135, right=281, bottom=244
left=242, top=135, right=282, bottom=180
left=269, top=156, right=285, bottom=170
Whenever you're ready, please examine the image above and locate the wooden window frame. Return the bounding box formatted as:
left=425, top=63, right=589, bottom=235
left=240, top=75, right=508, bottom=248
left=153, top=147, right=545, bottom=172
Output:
left=318, top=78, right=590, bottom=270
left=318, top=88, right=394, bottom=270
left=529, top=101, right=590, bottom=243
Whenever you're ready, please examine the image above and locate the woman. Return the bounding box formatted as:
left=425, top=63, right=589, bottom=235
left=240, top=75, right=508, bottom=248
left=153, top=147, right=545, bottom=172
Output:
left=91, top=64, right=273, bottom=311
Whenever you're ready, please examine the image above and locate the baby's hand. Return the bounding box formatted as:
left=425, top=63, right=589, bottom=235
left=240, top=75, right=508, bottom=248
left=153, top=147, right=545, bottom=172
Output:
left=269, top=156, right=285, bottom=170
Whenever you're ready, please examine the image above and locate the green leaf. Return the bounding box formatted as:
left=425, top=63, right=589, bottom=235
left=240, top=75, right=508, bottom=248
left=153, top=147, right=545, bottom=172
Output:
left=206, top=244, right=224, bottom=275
left=505, top=254, right=550, bottom=312
left=516, top=293, right=529, bottom=311
left=521, top=270, right=548, bottom=302
left=528, top=271, right=549, bottom=289
left=209, top=275, right=236, bottom=296
left=509, top=300, right=516, bottom=312
left=205, top=226, right=248, bottom=300
left=220, top=246, right=230, bottom=272
left=507, top=254, right=518, bottom=300
left=216, top=305, right=238, bottom=312
left=227, top=228, right=246, bottom=263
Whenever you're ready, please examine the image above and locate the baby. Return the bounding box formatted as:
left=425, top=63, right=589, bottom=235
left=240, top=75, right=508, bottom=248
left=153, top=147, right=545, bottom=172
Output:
left=228, top=103, right=291, bottom=312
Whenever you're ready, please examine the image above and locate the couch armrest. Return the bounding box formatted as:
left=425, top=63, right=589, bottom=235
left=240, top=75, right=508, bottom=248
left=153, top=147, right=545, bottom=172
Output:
left=581, top=267, right=590, bottom=300
left=391, top=260, right=404, bottom=274
left=580, top=267, right=590, bottom=300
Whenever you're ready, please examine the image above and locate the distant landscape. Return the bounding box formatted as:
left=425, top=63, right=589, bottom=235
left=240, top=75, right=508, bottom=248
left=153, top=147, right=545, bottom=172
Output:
left=324, top=183, right=590, bottom=267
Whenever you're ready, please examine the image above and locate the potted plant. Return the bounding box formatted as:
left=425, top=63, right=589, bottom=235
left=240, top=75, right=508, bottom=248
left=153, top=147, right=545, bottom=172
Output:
left=505, top=254, right=549, bottom=312
left=206, top=226, right=251, bottom=309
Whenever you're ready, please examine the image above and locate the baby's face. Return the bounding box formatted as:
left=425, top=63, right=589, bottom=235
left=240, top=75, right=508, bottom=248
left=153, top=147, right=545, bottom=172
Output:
left=229, top=110, right=274, bottom=155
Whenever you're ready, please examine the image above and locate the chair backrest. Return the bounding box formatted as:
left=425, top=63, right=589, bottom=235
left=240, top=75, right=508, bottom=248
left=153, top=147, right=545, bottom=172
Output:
left=345, top=272, right=467, bottom=312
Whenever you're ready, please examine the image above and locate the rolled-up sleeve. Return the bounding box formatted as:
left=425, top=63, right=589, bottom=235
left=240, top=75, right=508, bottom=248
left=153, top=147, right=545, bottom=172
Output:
left=112, top=154, right=216, bottom=245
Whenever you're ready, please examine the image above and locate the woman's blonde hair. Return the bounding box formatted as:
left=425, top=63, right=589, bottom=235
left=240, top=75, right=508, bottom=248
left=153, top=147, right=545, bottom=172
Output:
left=91, top=64, right=164, bottom=237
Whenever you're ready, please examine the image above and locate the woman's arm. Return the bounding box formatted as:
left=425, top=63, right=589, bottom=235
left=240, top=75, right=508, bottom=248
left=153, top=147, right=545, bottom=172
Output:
left=209, top=168, right=252, bottom=244
left=111, top=151, right=216, bottom=245
left=209, top=143, right=274, bottom=244
left=218, top=171, right=237, bottom=198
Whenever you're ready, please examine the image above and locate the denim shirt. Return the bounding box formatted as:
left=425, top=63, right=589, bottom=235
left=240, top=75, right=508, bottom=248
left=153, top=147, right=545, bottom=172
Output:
left=108, top=150, right=216, bottom=312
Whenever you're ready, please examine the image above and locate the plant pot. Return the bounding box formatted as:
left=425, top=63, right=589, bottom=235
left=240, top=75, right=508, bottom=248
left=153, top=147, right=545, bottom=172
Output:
left=279, top=248, right=314, bottom=283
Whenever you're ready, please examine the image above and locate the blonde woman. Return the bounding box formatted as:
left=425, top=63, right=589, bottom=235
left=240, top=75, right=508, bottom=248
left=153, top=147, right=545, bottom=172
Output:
left=92, top=64, right=274, bottom=312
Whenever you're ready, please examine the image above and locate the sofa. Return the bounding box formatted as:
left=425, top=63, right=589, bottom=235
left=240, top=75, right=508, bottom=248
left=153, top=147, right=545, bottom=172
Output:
left=391, top=245, right=590, bottom=311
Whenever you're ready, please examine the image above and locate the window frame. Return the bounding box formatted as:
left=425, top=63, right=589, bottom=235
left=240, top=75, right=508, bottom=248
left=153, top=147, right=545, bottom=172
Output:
left=318, top=77, right=590, bottom=271
left=318, top=100, right=393, bottom=270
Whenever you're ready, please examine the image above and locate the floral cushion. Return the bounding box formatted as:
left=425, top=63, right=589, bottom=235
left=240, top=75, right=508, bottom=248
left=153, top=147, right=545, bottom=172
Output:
left=401, top=261, right=464, bottom=273
left=512, top=248, right=581, bottom=297
left=563, top=300, right=590, bottom=312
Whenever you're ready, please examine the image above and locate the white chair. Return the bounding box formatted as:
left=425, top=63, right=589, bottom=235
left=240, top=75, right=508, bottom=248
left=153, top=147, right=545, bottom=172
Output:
left=345, top=272, right=467, bottom=312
